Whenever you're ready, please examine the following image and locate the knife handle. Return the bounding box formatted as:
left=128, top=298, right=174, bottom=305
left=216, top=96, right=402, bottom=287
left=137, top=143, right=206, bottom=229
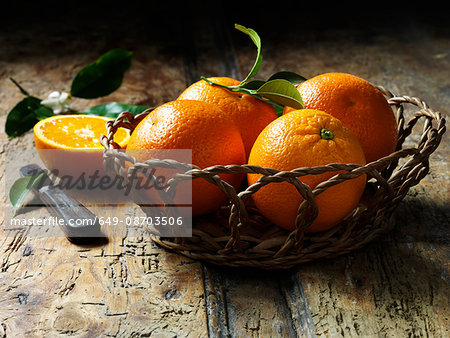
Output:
left=38, top=186, right=101, bottom=240
left=19, top=164, right=102, bottom=243
left=19, top=164, right=45, bottom=177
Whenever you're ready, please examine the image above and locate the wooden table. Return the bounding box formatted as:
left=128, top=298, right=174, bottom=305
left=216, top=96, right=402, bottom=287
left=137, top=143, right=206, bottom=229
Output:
left=1, top=3, right=448, bottom=337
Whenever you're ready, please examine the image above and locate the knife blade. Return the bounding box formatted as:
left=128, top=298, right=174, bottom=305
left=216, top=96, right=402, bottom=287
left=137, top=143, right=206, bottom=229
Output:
left=19, top=164, right=102, bottom=244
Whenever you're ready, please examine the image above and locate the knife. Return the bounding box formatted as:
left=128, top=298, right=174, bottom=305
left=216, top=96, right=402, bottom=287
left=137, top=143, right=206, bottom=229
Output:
left=19, top=164, right=102, bottom=244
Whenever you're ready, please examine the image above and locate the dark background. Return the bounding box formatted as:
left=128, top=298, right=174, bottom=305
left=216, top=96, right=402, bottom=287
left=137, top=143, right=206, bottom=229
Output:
left=3, top=1, right=448, bottom=47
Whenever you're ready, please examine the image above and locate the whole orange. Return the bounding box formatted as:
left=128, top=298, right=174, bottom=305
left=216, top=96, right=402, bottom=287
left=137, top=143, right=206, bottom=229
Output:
left=126, top=100, right=246, bottom=216
left=247, top=109, right=367, bottom=233
left=177, top=77, right=278, bottom=158
left=283, top=72, right=398, bottom=163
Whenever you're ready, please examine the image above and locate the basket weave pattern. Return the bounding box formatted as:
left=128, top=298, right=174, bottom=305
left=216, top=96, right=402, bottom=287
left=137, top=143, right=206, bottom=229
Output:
left=100, top=87, right=446, bottom=269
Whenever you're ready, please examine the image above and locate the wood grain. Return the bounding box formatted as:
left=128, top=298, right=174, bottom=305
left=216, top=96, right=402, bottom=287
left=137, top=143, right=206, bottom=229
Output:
left=1, top=3, right=448, bottom=337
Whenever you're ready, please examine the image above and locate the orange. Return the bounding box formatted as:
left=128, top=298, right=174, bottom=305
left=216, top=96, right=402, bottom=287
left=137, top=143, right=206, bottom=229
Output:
left=177, top=77, right=278, bottom=158
left=247, top=109, right=367, bottom=233
left=33, top=114, right=130, bottom=177
left=126, top=100, right=246, bottom=216
left=283, top=72, right=398, bottom=163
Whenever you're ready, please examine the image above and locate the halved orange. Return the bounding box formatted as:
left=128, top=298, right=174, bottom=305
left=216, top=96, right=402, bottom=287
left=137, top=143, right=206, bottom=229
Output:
left=34, top=114, right=129, bottom=150
left=33, top=114, right=130, bottom=177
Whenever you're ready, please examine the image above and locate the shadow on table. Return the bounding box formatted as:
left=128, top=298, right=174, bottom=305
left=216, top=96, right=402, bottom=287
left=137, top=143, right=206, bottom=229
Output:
left=199, top=195, right=448, bottom=334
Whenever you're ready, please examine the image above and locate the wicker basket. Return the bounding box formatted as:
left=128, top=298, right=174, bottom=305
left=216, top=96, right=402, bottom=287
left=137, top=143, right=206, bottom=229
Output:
left=100, top=86, right=446, bottom=269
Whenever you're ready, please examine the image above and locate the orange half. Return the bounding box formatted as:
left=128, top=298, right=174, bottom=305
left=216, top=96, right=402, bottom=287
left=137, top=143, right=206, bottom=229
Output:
left=33, top=114, right=130, bottom=150
left=33, top=114, right=130, bottom=177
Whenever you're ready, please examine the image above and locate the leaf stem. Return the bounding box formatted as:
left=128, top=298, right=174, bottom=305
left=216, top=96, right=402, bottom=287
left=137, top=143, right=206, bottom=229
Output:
left=9, top=77, right=31, bottom=96
left=200, top=76, right=285, bottom=110
left=200, top=76, right=240, bottom=90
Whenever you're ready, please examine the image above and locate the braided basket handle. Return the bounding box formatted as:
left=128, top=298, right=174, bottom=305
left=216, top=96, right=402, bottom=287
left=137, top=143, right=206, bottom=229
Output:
left=100, top=109, right=152, bottom=150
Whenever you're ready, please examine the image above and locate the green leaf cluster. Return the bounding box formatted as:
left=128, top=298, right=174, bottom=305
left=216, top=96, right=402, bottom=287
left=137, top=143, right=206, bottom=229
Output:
left=5, top=48, right=148, bottom=138
left=202, top=24, right=306, bottom=116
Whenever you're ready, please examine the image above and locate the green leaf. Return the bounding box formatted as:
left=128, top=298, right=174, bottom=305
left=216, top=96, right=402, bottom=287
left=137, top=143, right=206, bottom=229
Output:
left=255, top=79, right=304, bottom=109
left=235, top=24, right=262, bottom=83
left=239, top=80, right=266, bottom=90
left=9, top=173, right=45, bottom=216
left=268, top=71, right=306, bottom=84
left=70, top=48, right=133, bottom=99
left=5, top=77, right=55, bottom=137
left=5, top=96, right=47, bottom=138
left=273, top=105, right=285, bottom=117
left=34, top=105, right=54, bottom=120
left=84, top=102, right=150, bottom=118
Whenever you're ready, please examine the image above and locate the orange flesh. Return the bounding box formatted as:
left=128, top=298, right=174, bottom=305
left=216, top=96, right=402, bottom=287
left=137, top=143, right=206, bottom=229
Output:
left=34, top=115, right=129, bottom=149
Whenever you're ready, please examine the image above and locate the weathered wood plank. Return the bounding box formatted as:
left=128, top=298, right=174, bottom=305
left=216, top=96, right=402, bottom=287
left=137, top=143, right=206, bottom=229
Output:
left=276, top=16, right=450, bottom=338
left=199, top=6, right=449, bottom=337
left=0, top=11, right=209, bottom=337
left=189, top=10, right=318, bottom=337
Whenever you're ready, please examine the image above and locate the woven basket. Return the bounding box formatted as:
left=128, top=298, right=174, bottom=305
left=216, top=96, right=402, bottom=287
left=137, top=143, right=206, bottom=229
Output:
left=100, top=86, right=446, bottom=269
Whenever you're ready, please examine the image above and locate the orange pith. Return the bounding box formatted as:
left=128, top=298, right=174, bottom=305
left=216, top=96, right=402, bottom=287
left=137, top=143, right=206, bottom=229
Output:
left=284, top=72, right=398, bottom=163
left=248, top=109, right=367, bottom=233
left=177, top=77, right=278, bottom=158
